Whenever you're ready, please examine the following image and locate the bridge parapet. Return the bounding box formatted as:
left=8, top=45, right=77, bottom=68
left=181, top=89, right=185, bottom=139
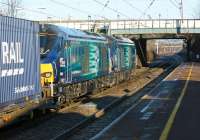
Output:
left=110, top=19, right=200, bottom=35
left=110, top=19, right=200, bottom=29
left=40, top=19, right=200, bottom=35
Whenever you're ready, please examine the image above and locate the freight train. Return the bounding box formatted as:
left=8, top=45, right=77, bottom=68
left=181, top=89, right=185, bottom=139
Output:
left=0, top=16, right=136, bottom=128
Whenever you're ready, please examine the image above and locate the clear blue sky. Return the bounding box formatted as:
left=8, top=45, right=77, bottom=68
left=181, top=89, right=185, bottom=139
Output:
left=11, top=0, right=200, bottom=20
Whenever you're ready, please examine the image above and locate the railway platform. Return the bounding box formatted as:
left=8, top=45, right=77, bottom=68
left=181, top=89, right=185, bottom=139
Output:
left=91, top=62, right=200, bottom=140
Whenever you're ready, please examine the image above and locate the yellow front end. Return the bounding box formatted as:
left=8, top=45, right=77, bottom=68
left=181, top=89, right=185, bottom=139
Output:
left=40, top=64, right=54, bottom=87
left=40, top=64, right=54, bottom=98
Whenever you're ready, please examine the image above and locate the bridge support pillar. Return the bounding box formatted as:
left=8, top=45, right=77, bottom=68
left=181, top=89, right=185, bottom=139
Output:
left=134, top=38, right=148, bottom=67
left=186, top=39, right=191, bottom=61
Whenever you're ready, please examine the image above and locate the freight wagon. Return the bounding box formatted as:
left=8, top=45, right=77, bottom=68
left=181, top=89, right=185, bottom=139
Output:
left=0, top=16, right=41, bottom=128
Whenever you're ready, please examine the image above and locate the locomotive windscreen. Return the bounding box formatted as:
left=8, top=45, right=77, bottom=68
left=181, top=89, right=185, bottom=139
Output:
left=40, top=34, right=62, bottom=60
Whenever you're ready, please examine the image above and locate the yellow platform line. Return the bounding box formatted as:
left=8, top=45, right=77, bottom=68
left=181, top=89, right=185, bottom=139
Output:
left=159, top=62, right=193, bottom=140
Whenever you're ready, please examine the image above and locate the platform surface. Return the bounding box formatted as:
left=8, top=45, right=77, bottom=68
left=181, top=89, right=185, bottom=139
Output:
left=91, top=62, right=200, bottom=140
left=167, top=63, right=200, bottom=140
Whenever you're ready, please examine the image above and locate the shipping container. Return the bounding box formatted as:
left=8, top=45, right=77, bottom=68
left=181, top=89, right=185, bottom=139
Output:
left=0, top=16, right=40, bottom=126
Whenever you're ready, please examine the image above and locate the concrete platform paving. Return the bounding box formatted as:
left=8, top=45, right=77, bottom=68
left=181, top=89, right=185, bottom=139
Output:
left=167, top=63, right=200, bottom=140
left=91, top=63, right=200, bottom=140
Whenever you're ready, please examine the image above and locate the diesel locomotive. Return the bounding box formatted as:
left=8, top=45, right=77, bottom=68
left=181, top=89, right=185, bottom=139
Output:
left=40, top=24, right=137, bottom=105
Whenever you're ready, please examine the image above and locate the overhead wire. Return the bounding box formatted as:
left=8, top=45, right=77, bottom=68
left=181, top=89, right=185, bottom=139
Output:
left=92, top=0, right=131, bottom=19
left=0, top=1, right=58, bottom=18
left=91, top=0, right=111, bottom=32
left=0, top=0, right=182, bottom=20
left=49, top=0, right=108, bottom=20
left=100, top=0, right=110, bottom=13
left=169, top=0, right=179, bottom=9
left=121, top=0, right=144, bottom=15
left=94, top=0, right=111, bottom=19
left=148, top=0, right=156, bottom=9
left=139, top=0, right=157, bottom=18
left=136, top=0, right=158, bottom=37
left=173, top=0, right=179, bottom=4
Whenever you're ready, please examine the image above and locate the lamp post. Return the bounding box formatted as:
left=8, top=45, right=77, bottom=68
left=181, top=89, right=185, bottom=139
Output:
left=179, top=0, right=183, bottom=20
left=88, top=15, right=91, bottom=31
left=158, top=14, right=161, bottom=28
left=117, top=14, right=120, bottom=29
left=147, top=14, right=152, bottom=19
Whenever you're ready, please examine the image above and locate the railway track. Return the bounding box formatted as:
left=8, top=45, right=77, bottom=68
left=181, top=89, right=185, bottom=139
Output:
left=0, top=55, right=182, bottom=140
left=56, top=55, right=182, bottom=140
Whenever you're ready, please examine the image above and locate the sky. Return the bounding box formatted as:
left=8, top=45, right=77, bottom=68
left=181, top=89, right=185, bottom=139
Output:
left=1, top=0, right=200, bottom=21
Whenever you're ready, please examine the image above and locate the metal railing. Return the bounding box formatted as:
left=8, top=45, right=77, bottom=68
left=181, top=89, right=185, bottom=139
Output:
left=40, top=19, right=200, bottom=33
left=110, top=19, right=200, bottom=29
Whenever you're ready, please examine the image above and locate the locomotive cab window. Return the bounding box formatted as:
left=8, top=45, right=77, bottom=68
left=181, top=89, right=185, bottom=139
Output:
left=40, top=34, right=62, bottom=59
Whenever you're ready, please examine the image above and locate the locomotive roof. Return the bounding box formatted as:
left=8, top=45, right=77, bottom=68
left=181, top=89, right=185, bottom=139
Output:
left=103, top=35, right=135, bottom=45
left=40, top=24, right=106, bottom=41
left=113, top=36, right=134, bottom=44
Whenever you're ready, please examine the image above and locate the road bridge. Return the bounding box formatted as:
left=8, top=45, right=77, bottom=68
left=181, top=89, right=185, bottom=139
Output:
left=40, top=19, right=200, bottom=66
left=40, top=19, right=200, bottom=35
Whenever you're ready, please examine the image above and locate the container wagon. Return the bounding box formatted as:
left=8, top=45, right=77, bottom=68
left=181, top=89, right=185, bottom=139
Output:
left=0, top=16, right=41, bottom=128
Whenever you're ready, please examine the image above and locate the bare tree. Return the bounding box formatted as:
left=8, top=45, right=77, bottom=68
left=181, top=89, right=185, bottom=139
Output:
left=3, top=0, right=22, bottom=17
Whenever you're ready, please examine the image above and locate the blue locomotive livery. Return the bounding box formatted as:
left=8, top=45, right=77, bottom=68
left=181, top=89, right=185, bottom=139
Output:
left=40, top=24, right=136, bottom=105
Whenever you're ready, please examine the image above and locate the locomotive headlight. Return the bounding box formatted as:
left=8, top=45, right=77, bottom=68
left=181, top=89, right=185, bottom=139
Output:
left=60, top=72, right=64, bottom=76
left=59, top=58, right=65, bottom=67
left=41, top=72, right=52, bottom=78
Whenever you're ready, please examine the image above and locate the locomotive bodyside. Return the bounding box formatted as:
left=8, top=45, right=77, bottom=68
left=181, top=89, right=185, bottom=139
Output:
left=106, top=36, right=136, bottom=72
left=40, top=24, right=109, bottom=84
